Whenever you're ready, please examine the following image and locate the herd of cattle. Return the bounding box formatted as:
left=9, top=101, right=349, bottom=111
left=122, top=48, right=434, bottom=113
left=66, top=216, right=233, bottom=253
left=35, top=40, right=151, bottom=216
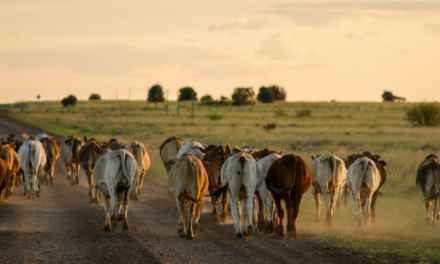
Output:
left=0, top=133, right=440, bottom=240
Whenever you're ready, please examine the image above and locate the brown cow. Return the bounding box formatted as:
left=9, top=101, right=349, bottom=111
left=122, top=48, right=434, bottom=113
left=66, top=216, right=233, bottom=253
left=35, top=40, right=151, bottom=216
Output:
left=252, top=148, right=282, bottom=160
left=343, top=151, right=387, bottom=222
left=202, top=144, right=231, bottom=222
left=158, top=136, right=185, bottom=173
left=79, top=137, right=111, bottom=203
left=0, top=157, right=12, bottom=203
left=265, top=154, right=312, bottom=239
left=39, top=137, right=60, bottom=185
left=0, top=144, right=20, bottom=199
left=60, top=135, right=84, bottom=185
left=105, top=138, right=125, bottom=150
left=7, top=133, right=29, bottom=152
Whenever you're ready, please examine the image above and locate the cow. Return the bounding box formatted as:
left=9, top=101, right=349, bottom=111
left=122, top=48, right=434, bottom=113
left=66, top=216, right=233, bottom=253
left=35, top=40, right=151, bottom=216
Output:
left=17, top=138, right=47, bottom=199
left=124, top=141, right=151, bottom=200
left=79, top=137, right=111, bottom=203
left=0, top=144, right=20, bottom=199
left=167, top=154, right=209, bottom=239
left=212, top=149, right=264, bottom=238
left=176, top=140, right=205, bottom=159
left=416, top=154, right=440, bottom=224
left=252, top=148, right=283, bottom=160
left=36, top=132, right=49, bottom=140
left=241, top=146, right=259, bottom=154
left=7, top=133, right=29, bottom=152
left=265, top=154, right=312, bottom=239
left=346, top=157, right=381, bottom=226
left=105, top=138, right=125, bottom=150
left=343, top=152, right=387, bottom=222
left=310, top=153, right=347, bottom=226
left=60, top=135, right=84, bottom=186
left=39, top=137, right=60, bottom=185
left=158, top=136, right=185, bottom=173
left=93, top=149, right=139, bottom=231
left=0, top=158, right=11, bottom=203
left=202, top=144, right=232, bottom=222
left=257, top=153, right=282, bottom=234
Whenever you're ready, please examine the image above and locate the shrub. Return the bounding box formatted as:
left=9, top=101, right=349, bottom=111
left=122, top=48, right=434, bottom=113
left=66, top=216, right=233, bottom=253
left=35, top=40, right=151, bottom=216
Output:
left=274, top=108, right=288, bottom=117
left=206, top=114, right=224, bottom=121
left=201, top=95, right=214, bottom=105
left=61, top=95, right=78, bottom=107
left=263, top=122, right=276, bottom=130
left=219, top=96, right=231, bottom=106
left=147, top=84, right=165, bottom=102
left=232, top=87, right=255, bottom=105
left=296, top=108, right=312, bottom=118
left=257, top=87, right=275, bottom=103
left=179, top=87, right=197, bottom=101
left=260, top=85, right=286, bottom=101
left=382, top=91, right=394, bottom=102
left=406, top=103, right=440, bottom=127
left=88, top=94, right=101, bottom=100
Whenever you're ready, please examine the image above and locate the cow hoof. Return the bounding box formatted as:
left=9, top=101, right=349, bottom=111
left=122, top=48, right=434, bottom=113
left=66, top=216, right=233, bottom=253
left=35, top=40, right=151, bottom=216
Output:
left=287, top=231, right=296, bottom=239
left=247, top=226, right=253, bottom=235
left=242, top=231, right=248, bottom=237
left=186, top=233, right=194, bottom=240
left=116, top=214, right=124, bottom=221
left=123, top=221, right=130, bottom=231
left=213, top=215, right=219, bottom=222
left=236, top=233, right=243, bottom=238
left=103, top=225, right=111, bottom=231
left=221, top=215, right=227, bottom=223
left=193, top=223, right=200, bottom=230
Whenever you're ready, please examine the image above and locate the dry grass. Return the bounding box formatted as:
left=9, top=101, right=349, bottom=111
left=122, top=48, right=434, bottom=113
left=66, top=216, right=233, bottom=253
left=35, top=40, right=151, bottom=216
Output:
left=2, top=100, right=440, bottom=262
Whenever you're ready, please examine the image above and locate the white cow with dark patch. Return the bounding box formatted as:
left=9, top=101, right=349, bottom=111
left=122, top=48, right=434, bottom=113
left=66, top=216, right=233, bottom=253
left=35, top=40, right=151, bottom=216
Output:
left=416, top=154, right=440, bottom=224
left=257, top=153, right=281, bottom=234
left=176, top=140, right=204, bottom=159
left=93, top=149, right=139, bottom=231
left=346, top=157, right=380, bottom=226
left=60, top=135, right=83, bottom=185
left=310, top=153, right=347, bottom=226
left=213, top=149, right=264, bottom=238
left=17, top=138, right=47, bottom=199
left=124, top=141, right=150, bottom=200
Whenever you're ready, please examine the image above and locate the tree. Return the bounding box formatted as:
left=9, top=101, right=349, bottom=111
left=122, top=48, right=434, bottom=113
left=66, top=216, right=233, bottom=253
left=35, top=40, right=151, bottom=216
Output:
left=61, top=95, right=78, bottom=107
left=257, top=87, right=275, bottom=103
left=201, top=95, right=214, bottom=105
left=231, top=87, right=255, bottom=105
left=382, top=91, right=394, bottom=102
left=147, top=84, right=165, bottom=102
left=88, top=94, right=101, bottom=100
left=266, top=85, right=286, bottom=101
left=179, top=87, right=197, bottom=101
left=219, top=96, right=231, bottom=106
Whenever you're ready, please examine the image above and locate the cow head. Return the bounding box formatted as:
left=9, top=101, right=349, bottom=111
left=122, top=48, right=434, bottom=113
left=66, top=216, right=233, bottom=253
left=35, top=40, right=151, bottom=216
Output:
left=225, top=144, right=232, bottom=157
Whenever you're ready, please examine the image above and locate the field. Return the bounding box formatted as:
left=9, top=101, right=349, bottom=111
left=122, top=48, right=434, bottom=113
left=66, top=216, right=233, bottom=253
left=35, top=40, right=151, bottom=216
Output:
left=2, top=100, right=440, bottom=263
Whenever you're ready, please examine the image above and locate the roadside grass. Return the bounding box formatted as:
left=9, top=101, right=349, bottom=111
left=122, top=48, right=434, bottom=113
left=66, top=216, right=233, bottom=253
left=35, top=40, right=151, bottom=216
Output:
left=2, top=100, right=440, bottom=263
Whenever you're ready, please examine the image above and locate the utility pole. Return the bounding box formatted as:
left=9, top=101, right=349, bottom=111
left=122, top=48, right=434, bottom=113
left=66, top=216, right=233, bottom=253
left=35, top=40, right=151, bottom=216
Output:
left=166, top=90, right=169, bottom=116
left=191, top=90, right=194, bottom=121
left=177, top=91, right=180, bottom=117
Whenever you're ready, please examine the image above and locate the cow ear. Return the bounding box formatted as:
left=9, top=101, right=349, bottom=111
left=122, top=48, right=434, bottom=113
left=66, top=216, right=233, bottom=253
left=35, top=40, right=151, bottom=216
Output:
left=249, top=149, right=256, bottom=156
left=278, top=151, right=283, bottom=155
left=84, top=135, right=88, bottom=142
left=373, top=155, right=381, bottom=159
left=167, top=159, right=176, bottom=166
left=225, top=144, right=232, bottom=156
left=311, top=154, right=315, bottom=160
left=380, top=160, right=386, bottom=166
left=202, top=161, right=210, bottom=170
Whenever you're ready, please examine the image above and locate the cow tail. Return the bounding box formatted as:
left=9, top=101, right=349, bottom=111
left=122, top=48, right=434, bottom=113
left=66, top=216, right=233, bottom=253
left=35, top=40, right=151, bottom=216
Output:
left=44, top=140, right=51, bottom=172
left=136, top=142, right=143, bottom=174
left=331, top=154, right=337, bottom=187
left=360, top=159, right=371, bottom=196
left=427, top=161, right=440, bottom=201
left=119, top=150, right=131, bottom=188
left=186, top=157, right=202, bottom=203
left=29, top=143, right=37, bottom=176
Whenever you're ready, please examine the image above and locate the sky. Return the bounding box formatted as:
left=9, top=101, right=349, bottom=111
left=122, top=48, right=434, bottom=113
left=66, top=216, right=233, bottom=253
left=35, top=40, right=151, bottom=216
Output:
left=1, top=0, right=440, bottom=103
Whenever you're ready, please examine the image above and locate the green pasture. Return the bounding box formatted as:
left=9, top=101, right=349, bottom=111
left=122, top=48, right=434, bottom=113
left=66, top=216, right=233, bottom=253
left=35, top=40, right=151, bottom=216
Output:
left=2, top=100, right=440, bottom=263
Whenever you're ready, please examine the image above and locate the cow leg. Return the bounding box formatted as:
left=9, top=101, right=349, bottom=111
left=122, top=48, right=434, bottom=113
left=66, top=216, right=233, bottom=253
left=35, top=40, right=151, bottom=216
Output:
left=356, top=194, right=363, bottom=226
left=256, top=193, right=265, bottom=231
left=321, top=185, right=333, bottom=226
left=5, top=173, right=15, bottom=199
left=312, top=186, right=321, bottom=223
left=425, top=198, right=432, bottom=224
left=112, top=192, right=124, bottom=226
left=370, top=191, right=379, bottom=223
left=364, top=195, right=372, bottom=226
left=86, top=170, right=95, bottom=203
left=290, top=191, right=303, bottom=239
left=175, top=194, right=186, bottom=238
left=94, top=187, right=100, bottom=204
left=65, top=162, right=71, bottom=180
left=344, top=185, right=349, bottom=206
left=230, top=193, right=243, bottom=238
left=109, top=188, right=118, bottom=227
left=31, top=169, right=38, bottom=199
left=186, top=202, right=196, bottom=239
left=260, top=188, right=273, bottom=233
left=74, top=164, right=80, bottom=186
left=192, top=203, right=201, bottom=229
left=221, top=191, right=229, bottom=222
left=69, top=163, right=76, bottom=186
left=49, top=161, right=56, bottom=185
left=283, top=193, right=294, bottom=239
left=137, top=170, right=146, bottom=196
left=350, top=190, right=360, bottom=224
left=272, top=196, right=284, bottom=238
left=122, top=189, right=131, bottom=231
left=102, top=195, right=112, bottom=231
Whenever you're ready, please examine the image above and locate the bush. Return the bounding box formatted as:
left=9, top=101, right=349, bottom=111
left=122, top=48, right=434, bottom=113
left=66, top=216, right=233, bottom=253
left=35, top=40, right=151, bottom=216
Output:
left=201, top=95, right=214, bottom=105
left=232, top=87, right=255, bottom=105
left=260, top=85, right=286, bottom=101
left=14, top=103, right=28, bottom=109
left=179, top=87, right=197, bottom=101
left=263, top=122, right=276, bottom=130
left=382, top=91, right=394, bottom=102
left=296, top=108, right=312, bottom=118
left=61, top=95, right=78, bottom=107
left=274, top=108, right=288, bottom=117
left=257, top=87, right=275, bottom=103
left=219, top=96, right=231, bottom=106
left=406, top=103, right=440, bottom=127
left=88, top=94, right=101, bottom=100
left=147, top=84, right=165, bottom=102
left=206, top=114, right=224, bottom=121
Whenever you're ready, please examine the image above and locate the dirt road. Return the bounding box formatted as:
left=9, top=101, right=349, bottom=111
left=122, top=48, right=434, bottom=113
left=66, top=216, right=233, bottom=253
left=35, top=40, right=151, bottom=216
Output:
left=0, top=115, right=358, bottom=264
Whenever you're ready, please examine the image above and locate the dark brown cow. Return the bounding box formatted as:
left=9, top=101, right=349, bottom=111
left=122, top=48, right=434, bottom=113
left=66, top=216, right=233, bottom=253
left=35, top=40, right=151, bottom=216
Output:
left=265, top=154, right=312, bottom=238
left=252, top=148, right=282, bottom=160
left=105, top=138, right=125, bottom=150
left=202, top=144, right=231, bottom=222
left=0, top=157, right=12, bottom=203
left=158, top=136, right=185, bottom=173
left=39, top=137, right=60, bottom=185
left=0, top=144, right=20, bottom=199
left=343, top=151, right=387, bottom=222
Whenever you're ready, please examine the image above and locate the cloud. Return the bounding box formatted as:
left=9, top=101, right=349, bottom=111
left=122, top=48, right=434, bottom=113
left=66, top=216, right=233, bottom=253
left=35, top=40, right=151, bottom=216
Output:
left=423, top=22, right=440, bottom=34
left=255, top=33, right=297, bottom=60
left=345, top=31, right=380, bottom=40
left=262, top=1, right=440, bottom=27
left=208, top=20, right=263, bottom=32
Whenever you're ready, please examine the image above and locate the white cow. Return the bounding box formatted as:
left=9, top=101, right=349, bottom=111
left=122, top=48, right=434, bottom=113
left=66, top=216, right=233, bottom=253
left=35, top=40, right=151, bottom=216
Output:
left=124, top=141, right=151, bottom=200
left=35, top=132, right=49, bottom=140
left=176, top=140, right=204, bottom=159
left=17, top=138, right=47, bottom=199
left=310, top=153, right=347, bottom=226
left=167, top=154, right=209, bottom=239
left=257, top=153, right=281, bottom=234
left=60, top=135, right=83, bottom=185
left=216, top=150, right=264, bottom=238
left=93, top=149, right=139, bottom=231
left=346, top=157, right=380, bottom=226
